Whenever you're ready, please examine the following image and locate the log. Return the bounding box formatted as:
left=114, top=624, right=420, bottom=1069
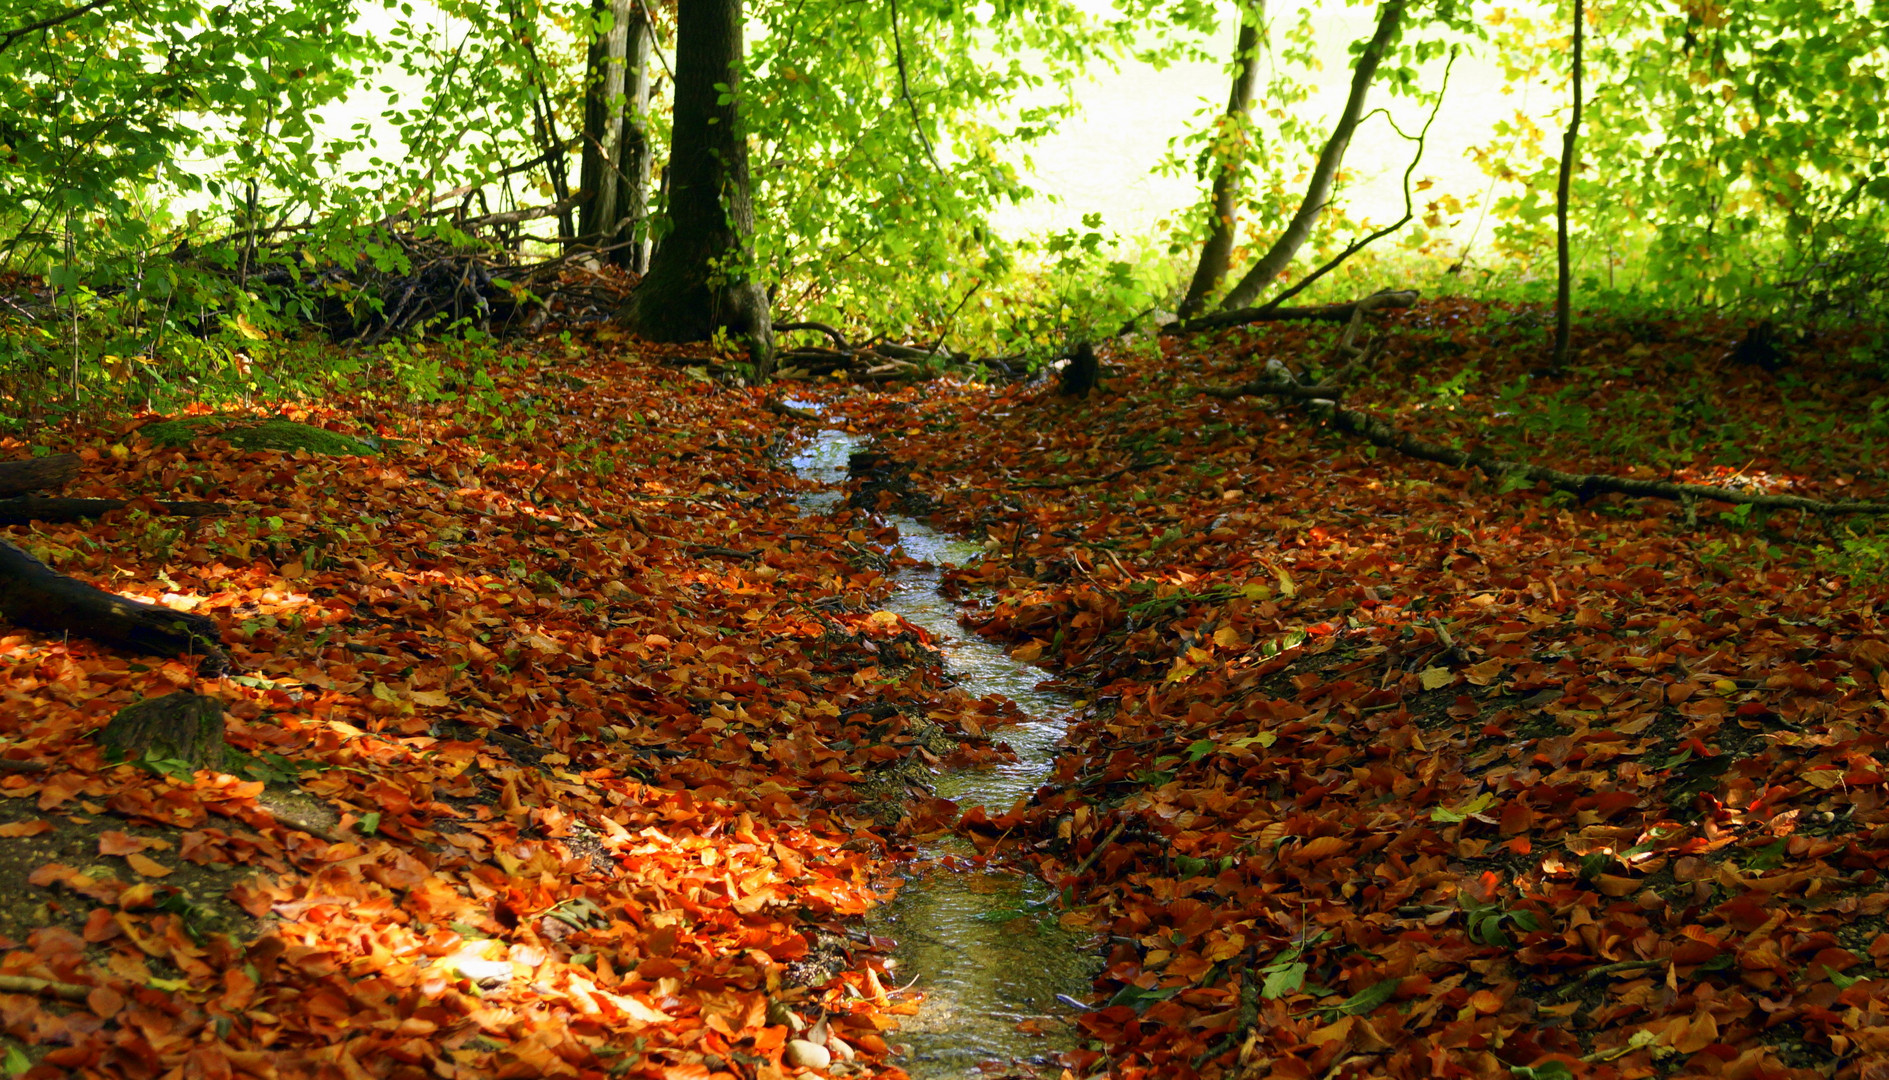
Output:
left=96, top=692, right=227, bottom=771
left=0, top=540, right=230, bottom=671
left=0, top=497, right=228, bottom=526
left=1167, top=290, right=1419, bottom=335
left=0, top=454, right=79, bottom=497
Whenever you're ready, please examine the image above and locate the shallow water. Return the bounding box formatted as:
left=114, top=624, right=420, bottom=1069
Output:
left=787, top=424, right=1097, bottom=1079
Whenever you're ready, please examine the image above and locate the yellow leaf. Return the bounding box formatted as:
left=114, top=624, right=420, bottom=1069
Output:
left=410, top=689, right=452, bottom=707
left=1420, top=666, right=1454, bottom=691
left=1212, top=626, right=1245, bottom=649
left=1276, top=568, right=1297, bottom=597
left=125, top=853, right=172, bottom=878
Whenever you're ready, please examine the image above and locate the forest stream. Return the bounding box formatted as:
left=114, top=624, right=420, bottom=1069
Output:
left=789, top=419, right=1099, bottom=1079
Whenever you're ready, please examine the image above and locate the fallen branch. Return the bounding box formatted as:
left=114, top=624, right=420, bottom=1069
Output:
left=0, top=540, right=230, bottom=672
left=1202, top=321, right=1889, bottom=516
left=1168, top=290, right=1419, bottom=336
left=0, top=454, right=79, bottom=497
left=0, top=497, right=229, bottom=526
left=0, top=974, right=90, bottom=1001
left=1548, top=959, right=1662, bottom=999
left=1070, top=821, right=1127, bottom=882
left=0, top=758, right=48, bottom=773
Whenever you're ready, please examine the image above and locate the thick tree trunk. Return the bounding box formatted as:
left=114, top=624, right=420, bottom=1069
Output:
left=0, top=454, right=78, bottom=497
left=0, top=540, right=229, bottom=672
left=1551, top=0, right=1584, bottom=368
left=580, top=0, right=654, bottom=271
left=1217, top=0, right=1407, bottom=312
left=1177, top=6, right=1265, bottom=321
left=97, top=693, right=227, bottom=772
left=622, top=0, right=773, bottom=374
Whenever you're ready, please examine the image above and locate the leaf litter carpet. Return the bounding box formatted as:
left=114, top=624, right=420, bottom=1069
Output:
left=5, top=310, right=1889, bottom=1080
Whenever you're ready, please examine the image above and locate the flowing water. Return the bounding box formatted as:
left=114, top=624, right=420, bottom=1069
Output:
left=787, top=423, right=1099, bottom=1079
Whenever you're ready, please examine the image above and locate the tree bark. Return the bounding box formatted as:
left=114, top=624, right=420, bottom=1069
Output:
left=1217, top=0, right=1407, bottom=312
left=0, top=453, right=79, bottom=497
left=1550, top=0, right=1584, bottom=368
left=580, top=0, right=654, bottom=271
left=1178, top=4, right=1265, bottom=321
left=622, top=0, right=773, bottom=374
left=0, top=540, right=229, bottom=672
left=97, top=692, right=227, bottom=772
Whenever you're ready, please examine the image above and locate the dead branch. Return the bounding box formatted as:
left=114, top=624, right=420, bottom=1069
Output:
left=1169, top=290, right=1419, bottom=336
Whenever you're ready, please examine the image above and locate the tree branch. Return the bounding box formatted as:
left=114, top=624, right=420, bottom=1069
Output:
left=888, top=0, right=946, bottom=178
left=0, top=0, right=113, bottom=55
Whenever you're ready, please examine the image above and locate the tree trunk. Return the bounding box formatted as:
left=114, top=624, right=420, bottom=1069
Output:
left=1217, top=0, right=1407, bottom=312
left=580, top=0, right=654, bottom=271
left=622, top=0, right=773, bottom=374
left=97, top=692, right=227, bottom=772
left=1550, top=0, right=1584, bottom=368
left=0, top=454, right=78, bottom=497
left=1178, top=5, right=1265, bottom=321
left=0, top=539, right=229, bottom=672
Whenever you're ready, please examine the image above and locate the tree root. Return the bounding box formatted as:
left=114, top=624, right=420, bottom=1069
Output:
left=0, top=540, right=230, bottom=671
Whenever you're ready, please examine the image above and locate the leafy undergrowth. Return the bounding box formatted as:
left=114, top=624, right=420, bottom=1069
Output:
left=0, top=337, right=1010, bottom=1079
left=840, top=303, right=1889, bottom=1080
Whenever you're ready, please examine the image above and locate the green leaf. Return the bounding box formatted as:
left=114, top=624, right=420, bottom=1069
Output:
left=1333, top=977, right=1400, bottom=1016
left=1260, top=962, right=1307, bottom=1000
left=3, top=1046, right=30, bottom=1077
left=357, top=811, right=382, bottom=836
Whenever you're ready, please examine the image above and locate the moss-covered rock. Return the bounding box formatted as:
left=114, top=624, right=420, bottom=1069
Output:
left=140, top=416, right=377, bottom=455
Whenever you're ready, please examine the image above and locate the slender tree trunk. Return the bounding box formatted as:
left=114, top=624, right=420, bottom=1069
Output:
left=580, top=0, right=653, bottom=271
left=1551, top=0, right=1584, bottom=367
left=1178, top=4, right=1265, bottom=321
left=1217, top=0, right=1406, bottom=312
left=623, top=0, right=772, bottom=374
left=620, top=17, right=654, bottom=273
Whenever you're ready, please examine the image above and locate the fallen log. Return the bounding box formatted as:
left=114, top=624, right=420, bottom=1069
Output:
left=0, top=540, right=229, bottom=671
left=0, top=454, right=79, bottom=497
left=0, top=497, right=229, bottom=526
left=1167, top=289, right=1419, bottom=336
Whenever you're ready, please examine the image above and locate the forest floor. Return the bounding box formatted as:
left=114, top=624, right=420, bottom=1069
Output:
left=4, top=300, right=1889, bottom=1080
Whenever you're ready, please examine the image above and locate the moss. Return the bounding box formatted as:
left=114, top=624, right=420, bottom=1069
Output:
left=141, top=416, right=377, bottom=455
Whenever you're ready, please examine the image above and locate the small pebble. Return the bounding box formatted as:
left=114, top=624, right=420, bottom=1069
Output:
left=784, top=1039, right=831, bottom=1070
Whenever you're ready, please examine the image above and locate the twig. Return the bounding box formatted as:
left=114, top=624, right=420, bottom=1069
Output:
left=0, top=759, right=48, bottom=774
left=887, top=0, right=946, bottom=178
left=631, top=0, right=674, bottom=82
left=0, top=974, right=90, bottom=1002
left=1070, top=821, right=1127, bottom=880
left=1548, top=959, right=1662, bottom=998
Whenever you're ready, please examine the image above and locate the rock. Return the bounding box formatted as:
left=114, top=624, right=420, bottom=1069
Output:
left=783, top=1039, right=831, bottom=1070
